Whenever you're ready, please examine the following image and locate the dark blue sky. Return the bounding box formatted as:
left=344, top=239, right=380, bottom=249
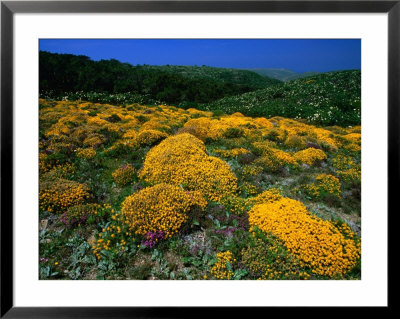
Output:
left=39, top=39, right=361, bottom=73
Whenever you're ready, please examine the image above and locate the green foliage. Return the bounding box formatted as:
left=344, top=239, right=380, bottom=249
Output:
left=201, top=70, right=361, bottom=126
left=40, top=51, right=279, bottom=107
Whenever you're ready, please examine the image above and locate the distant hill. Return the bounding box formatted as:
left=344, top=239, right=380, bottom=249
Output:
left=243, top=68, right=322, bottom=82
left=142, top=65, right=281, bottom=88
left=39, top=51, right=280, bottom=106
left=201, top=70, right=361, bottom=126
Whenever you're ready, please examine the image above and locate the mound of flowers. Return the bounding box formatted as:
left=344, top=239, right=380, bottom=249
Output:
left=112, top=163, right=136, bottom=187
left=303, top=174, right=342, bottom=199
left=248, top=196, right=360, bottom=277
left=121, top=183, right=207, bottom=239
left=293, top=147, right=327, bottom=166
left=39, top=178, right=90, bottom=212
left=139, top=133, right=238, bottom=202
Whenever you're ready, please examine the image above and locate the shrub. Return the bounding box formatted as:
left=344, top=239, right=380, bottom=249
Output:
left=210, top=251, right=236, bottom=279
left=121, top=183, right=207, bottom=239
left=112, top=163, right=136, bottom=187
left=241, top=231, right=308, bottom=280
left=76, top=148, right=96, bottom=159
left=139, top=133, right=238, bottom=202
left=213, top=148, right=250, bottom=159
left=135, top=129, right=168, bottom=146
left=303, top=174, right=342, bottom=199
left=332, top=155, right=361, bottom=185
left=293, top=148, right=327, bottom=166
left=284, top=135, right=307, bottom=150
left=39, top=178, right=90, bottom=212
left=248, top=197, right=360, bottom=277
left=223, top=127, right=245, bottom=138
left=62, top=203, right=100, bottom=226
left=255, top=148, right=297, bottom=172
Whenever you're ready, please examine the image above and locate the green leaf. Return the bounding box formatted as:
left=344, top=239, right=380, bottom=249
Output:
left=233, top=269, right=248, bottom=280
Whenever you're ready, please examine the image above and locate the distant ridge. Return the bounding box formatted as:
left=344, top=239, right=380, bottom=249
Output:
left=242, top=68, right=322, bottom=82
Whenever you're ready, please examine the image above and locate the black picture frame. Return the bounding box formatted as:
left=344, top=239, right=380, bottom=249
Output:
left=1, top=0, right=396, bottom=317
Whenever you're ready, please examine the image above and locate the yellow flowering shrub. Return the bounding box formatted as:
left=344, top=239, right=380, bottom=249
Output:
left=135, top=129, right=169, bottom=146
left=255, top=148, right=297, bottom=172
left=183, top=117, right=221, bottom=141
left=139, top=133, right=238, bottom=202
left=211, top=251, right=236, bottom=280
left=89, top=205, right=133, bottom=260
left=112, top=163, right=136, bottom=187
left=293, top=148, right=327, bottom=166
left=284, top=135, right=307, bottom=150
left=76, top=148, right=96, bottom=159
left=242, top=165, right=264, bottom=177
left=221, top=195, right=249, bottom=215
left=39, top=178, right=90, bottom=212
left=304, top=174, right=342, bottom=199
left=240, top=182, right=259, bottom=196
left=39, top=153, right=56, bottom=173
left=121, top=183, right=207, bottom=239
left=241, top=234, right=309, bottom=280
left=343, top=133, right=361, bottom=143
left=312, top=128, right=339, bottom=150
left=83, top=134, right=105, bottom=147
left=344, top=143, right=361, bottom=152
left=213, top=148, right=250, bottom=159
left=247, top=188, right=283, bottom=208
left=248, top=198, right=360, bottom=277
left=332, top=155, right=361, bottom=184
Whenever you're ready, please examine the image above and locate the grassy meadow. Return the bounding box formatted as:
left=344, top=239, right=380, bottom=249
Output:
left=39, top=96, right=361, bottom=280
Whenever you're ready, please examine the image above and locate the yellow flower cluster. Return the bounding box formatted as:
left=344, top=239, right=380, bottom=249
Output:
left=39, top=179, right=90, bottom=212
left=139, top=133, right=238, bottom=202
left=304, top=174, right=342, bottom=199
left=221, top=196, right=249, bottom=215
left=284, top=135, right=307, bottom=149
left=90, top=209, right=133, bottom=260
left=240, top=182, right=259, bottom=196
left=213, top=148, right=250, bottom=159
left=343, top=133, right=361, bottom=143
left=83, top=134, right=105, bottom=147
left=248, top=198, right=360, bottom=277
left=242, top=165, right=264, bottom=177
left=293, top=148, right=327, bottom=166
left=255, top=148, right=297, bottom=172
left=241, top=236, right=309, bottom=280
left=76, top=148, right=96, bottom=159
left=39, top=154, right=75, bottom=178
left=121, top=183, right=207, bottom=238
left=39, top=153, right=54, bottom=173
left=211, top=251, right=236, bottom=280
left=135, top=129, right=169, bottom=146
left=332, top=155, right=361, bottom=184
left=112, top=163, right=136, bottom=187
left=344, top=143, right=361, bottom=152
left=337, top=169, right=361, bottom=184
left=247, top=188, right=283, bottom=207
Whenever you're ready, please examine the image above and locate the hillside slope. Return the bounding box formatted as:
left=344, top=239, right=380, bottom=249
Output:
left=142, top=65, right=281, bottom=88
left=201, top=70, right=361, bottom=126
left=39, top=51, right=279, bottom=107
left=243, top=68, right=322, bottom=81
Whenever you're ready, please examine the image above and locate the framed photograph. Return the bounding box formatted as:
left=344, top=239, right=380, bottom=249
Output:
left=1, top=0, right=395, bottom=317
